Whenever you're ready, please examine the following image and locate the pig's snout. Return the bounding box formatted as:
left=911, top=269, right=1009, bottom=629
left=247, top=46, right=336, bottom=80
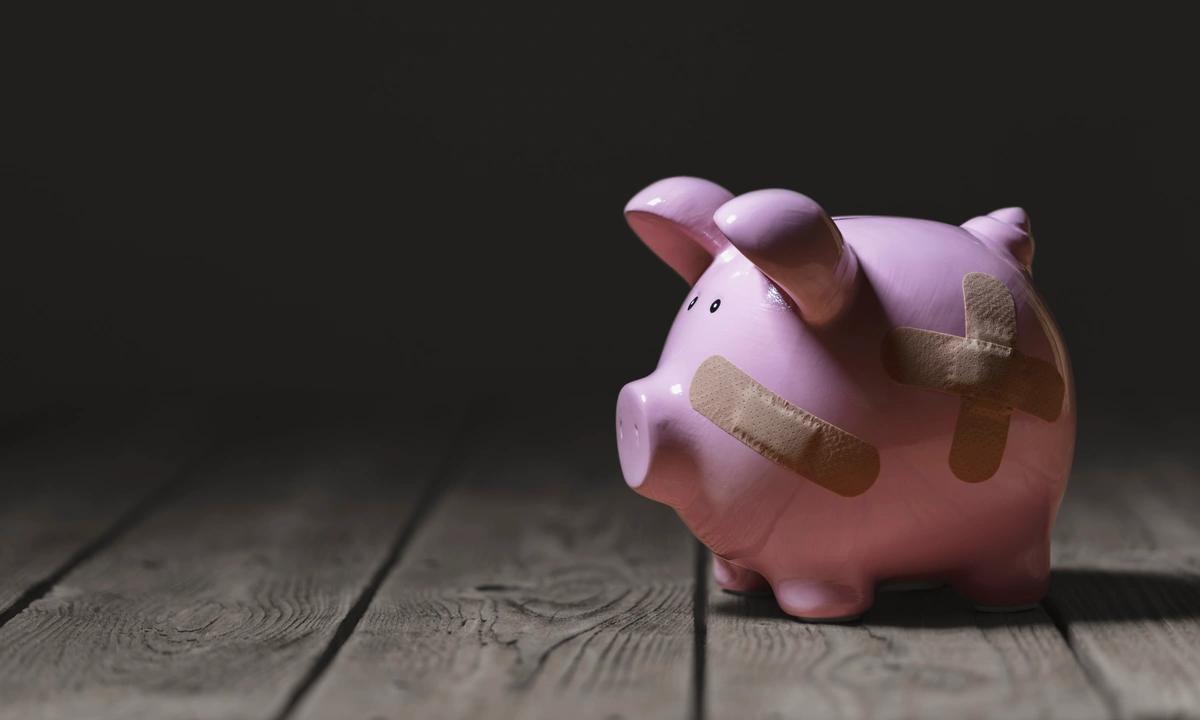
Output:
left=616, top=378, right=696, bottom=507
left=616, top=382, right=653, bottom=489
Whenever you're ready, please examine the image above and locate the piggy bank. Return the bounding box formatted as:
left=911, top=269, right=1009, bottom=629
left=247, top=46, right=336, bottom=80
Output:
left=615, top=176, right=1074, bottom=621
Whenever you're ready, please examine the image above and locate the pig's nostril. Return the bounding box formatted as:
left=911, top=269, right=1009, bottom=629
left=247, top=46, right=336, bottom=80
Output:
left=618, top=418, right=624, bottom=441
left=634, top=424, right=640, bottom=444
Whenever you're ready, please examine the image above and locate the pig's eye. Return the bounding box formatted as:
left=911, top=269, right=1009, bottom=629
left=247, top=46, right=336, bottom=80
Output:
left=709, top=299, right=721, bottom=313
left=687, top=296, right=698, bottom=311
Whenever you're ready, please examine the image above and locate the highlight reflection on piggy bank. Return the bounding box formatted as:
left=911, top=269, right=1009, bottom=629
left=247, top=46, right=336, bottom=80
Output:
left=616, top=177, right=1075, bottom=621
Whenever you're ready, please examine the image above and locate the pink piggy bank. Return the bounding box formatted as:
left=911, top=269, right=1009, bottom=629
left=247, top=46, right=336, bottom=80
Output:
left=616, top=177, right=1075, bottom=621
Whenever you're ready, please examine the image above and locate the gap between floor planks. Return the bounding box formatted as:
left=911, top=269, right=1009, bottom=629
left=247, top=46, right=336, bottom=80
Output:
left=0, top=404, right=209, bottom=626
left=269, top=408, right=476, bottom=720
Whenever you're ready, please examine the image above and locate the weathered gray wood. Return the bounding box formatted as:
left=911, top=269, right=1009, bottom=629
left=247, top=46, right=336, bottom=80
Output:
left=706, top=574, right=1108, bottom=720
left=9, top=400, right=1196, bottom=720
left=0, top=407, right=455, bottom=720
left=0, top=407, right=197, bottom=620
left=1048, top=442, right=1200, bottom=720
left=297, top=401, right=696, bottom=720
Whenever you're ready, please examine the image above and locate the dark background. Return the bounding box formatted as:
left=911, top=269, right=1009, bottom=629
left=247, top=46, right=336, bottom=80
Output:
left=4, top=5, right=1196, bottom=417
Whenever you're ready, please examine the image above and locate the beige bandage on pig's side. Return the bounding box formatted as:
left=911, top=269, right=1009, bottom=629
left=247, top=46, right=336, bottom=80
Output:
left=881, top=272, right=1066, bottom=482
left=690, top=355, right=881, bottom=497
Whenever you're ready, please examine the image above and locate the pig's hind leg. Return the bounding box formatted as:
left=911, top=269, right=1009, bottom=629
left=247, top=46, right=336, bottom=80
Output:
left=949, top=542, right=1051, bottom=612
left=712, top=556, right=771, bottom=596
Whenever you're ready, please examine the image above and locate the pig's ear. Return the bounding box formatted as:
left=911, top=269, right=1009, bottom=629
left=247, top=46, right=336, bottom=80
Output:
left=715, top=189, right=859, bottom=325
left=962, top=207, right=1035, bottom=272
left=624, top=177, right=734, bottom=284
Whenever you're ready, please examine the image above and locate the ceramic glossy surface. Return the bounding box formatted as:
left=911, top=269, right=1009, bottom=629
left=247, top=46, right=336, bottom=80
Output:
left=616, top=176, right=1074, bottom=621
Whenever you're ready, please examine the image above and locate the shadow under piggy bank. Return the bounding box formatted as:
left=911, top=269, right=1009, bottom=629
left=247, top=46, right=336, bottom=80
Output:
left=710, top=568, right=1200, bottom=628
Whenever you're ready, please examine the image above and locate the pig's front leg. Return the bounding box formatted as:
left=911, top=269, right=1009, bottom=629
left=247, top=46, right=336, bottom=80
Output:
left=712, top=556, right=771, bottom=596
left=770, top=574, right=875, bottom=622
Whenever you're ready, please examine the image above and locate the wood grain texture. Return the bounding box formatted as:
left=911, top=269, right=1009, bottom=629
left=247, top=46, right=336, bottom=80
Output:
left=297, top=402, right=696, bottom=720
left=1049, top=441, right=1200, bottom=720
left=706, top=575, right=1107, bottom=720
left=6, top=402, right=1199, bottom=720
left=0, top=407, right=198, bottom=619
left=0, top=408, right=455, bottom=720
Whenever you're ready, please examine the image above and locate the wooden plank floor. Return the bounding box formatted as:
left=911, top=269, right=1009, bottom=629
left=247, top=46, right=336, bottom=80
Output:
left=297, top=403, right=695, bottom=720
left=0, top=398, right=1196, bottom=719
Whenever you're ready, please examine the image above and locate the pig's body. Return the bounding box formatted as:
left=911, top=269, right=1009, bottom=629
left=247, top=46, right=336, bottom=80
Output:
left=616, top=177, right=1074, bottom=621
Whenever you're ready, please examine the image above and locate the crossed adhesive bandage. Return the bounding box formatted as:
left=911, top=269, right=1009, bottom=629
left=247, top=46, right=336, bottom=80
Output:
left=882, top=272, right=1066, bottom=482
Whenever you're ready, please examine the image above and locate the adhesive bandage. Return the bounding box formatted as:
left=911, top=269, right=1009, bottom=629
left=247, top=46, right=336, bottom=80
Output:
left=690, top=355, right=880, bottom=497
left=881, top=272, right=1065, bottom=482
